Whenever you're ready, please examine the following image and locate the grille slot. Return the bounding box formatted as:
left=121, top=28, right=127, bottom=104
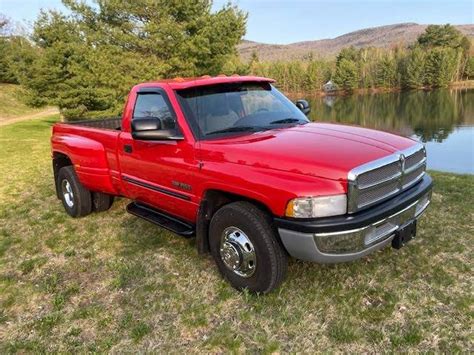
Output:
left=358, top=180, right=401, bottom=208
left=403, top=163, right=426, bottom=188
left=348, top=143, right=426, bottom=213
left=405, top=149, right=425, bottom=170
left=357, top=161, right=401, bottom=188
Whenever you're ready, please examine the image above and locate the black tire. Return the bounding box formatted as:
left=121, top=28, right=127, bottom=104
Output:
left=209, top=201, right=288, bottom=294
left=92, top=192, right=114, bottom=212
left=57, top=166, right=92, bottom=218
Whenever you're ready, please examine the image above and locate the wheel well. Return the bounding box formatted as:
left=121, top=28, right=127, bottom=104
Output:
left=196, top=189, right=274, bottom=254
left=52, top=152, right=73, bottom=198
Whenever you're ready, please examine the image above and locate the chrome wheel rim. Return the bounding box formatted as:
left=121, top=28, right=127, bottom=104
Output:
left=220, top=226, right=256, bottom=278
left=61, top=179, right=74, bottom=208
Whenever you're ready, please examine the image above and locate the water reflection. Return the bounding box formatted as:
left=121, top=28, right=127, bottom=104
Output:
left=306, top=88, right=474, bottom=174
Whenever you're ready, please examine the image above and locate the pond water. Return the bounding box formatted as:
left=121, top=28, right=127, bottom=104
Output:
left=304, top=88, right=474, bottom=174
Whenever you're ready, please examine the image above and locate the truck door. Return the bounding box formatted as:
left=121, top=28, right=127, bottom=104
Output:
left=118, top=88, right=199, bottom=222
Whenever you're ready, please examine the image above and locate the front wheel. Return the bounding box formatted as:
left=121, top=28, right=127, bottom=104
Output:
left=209, top=201, right=288, bottom=294
left=57, top=166, right=92, bottom=218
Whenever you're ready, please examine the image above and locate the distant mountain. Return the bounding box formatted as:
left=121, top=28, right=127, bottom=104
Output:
left=238, top=23, right=474, bottom=61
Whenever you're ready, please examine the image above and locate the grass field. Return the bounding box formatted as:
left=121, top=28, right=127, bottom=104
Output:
left=0, top=117, right=472, bottom=352
left=0, top=84, right=47, bottom=120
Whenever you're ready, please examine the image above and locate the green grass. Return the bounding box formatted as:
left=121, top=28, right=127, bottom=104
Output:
left=0, top=117, right=473, bottom=352
left=0, top=84, right=48, bottom=120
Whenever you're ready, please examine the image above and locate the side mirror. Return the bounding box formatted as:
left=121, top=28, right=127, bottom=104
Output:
left=131, top=117, right=183, bottom=140
left=296, top=99, right=311, bottom=115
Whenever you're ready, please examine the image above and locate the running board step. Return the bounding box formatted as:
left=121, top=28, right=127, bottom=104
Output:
left=126, top=202, right=195, bottom=237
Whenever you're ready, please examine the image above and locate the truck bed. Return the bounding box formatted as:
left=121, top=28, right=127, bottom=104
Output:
left=67, top=117, right=122, bottom=130
left=52, top=117, right=123, bottom=196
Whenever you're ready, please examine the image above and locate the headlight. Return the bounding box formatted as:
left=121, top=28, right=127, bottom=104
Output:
left=285, top=194, right=347, bottom=218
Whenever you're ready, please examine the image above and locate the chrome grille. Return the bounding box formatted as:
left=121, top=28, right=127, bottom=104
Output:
left=348, top=143, right=426, bottom=213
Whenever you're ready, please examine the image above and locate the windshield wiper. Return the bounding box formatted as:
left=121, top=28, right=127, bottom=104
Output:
left=206, top=126, right=267, bottom=136
left=269, top=118, right=306, bottom=125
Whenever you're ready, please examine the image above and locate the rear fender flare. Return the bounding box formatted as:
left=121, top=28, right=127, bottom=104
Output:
left=52, top=134, right=110, bottom=191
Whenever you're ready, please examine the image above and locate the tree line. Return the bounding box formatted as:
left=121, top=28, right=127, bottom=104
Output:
left=250, top=25, right=474, bottom=93
left=1, top=3, right=473, bottom=121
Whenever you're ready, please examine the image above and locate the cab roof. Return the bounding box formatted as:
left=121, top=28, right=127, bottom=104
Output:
left=135, top=75, right=275, bottom=90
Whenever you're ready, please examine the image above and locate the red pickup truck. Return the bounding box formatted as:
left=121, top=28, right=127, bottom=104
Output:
left=51, top=75, right=432, bottom=293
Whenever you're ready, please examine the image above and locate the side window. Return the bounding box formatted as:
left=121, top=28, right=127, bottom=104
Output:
left=133, top=93, right=176, bottom=129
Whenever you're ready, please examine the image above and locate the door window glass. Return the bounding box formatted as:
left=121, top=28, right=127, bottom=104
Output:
left=133, top=93, right=176, bottom=129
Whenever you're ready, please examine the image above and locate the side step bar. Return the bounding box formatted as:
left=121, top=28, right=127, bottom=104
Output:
left=126, top=202, right=195, bottom=238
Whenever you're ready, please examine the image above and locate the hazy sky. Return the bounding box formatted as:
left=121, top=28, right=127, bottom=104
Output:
left=1, top=0, right=472, bottom=44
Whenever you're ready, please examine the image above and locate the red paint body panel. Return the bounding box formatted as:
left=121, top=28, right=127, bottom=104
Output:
left=51, top=76, right=419, bottom=221
left=117, top=133, right=200, bottom=222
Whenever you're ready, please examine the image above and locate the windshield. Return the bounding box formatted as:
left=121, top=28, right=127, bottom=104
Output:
left=176, top=82, right=309, bottom=139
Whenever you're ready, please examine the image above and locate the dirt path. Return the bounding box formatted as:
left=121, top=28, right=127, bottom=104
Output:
left=0, top=108, right=59, bottom=127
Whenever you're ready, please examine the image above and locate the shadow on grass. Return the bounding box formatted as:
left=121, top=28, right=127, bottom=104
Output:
left=116, top=209, right=196, bottom=258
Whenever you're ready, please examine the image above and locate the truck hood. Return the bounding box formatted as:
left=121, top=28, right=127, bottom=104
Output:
left=199, top=123, right=418, bottom=181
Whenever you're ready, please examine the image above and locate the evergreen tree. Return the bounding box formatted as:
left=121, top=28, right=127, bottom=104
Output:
left=286, top=61, right=305, bottom=92
left=22, top=0, right=247, bottom=119
left=401, top=47, right=426, bottom=88
left=248, top=50, right=259, bottom=74
left=424, top=47, right=458, bottom=87
left=375, top=55, right=397, bottom=88
left=417, top=24, right=466, bottom=50
left=221, top=55, right=250, bottom=76
left=336, top=46, right=359, bottom=65
left=303, top=60, right=324, bottom=92
left=0, top=38, right=13, bottom=83
left=333, top=58, right=359, bottom=90
left=357, top=47, right=376, bottom=89
left=0, top=15, right=18, bottom=83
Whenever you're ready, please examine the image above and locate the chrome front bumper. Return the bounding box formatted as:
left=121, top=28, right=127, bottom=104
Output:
left=278, top=190, right=431, bottom=263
